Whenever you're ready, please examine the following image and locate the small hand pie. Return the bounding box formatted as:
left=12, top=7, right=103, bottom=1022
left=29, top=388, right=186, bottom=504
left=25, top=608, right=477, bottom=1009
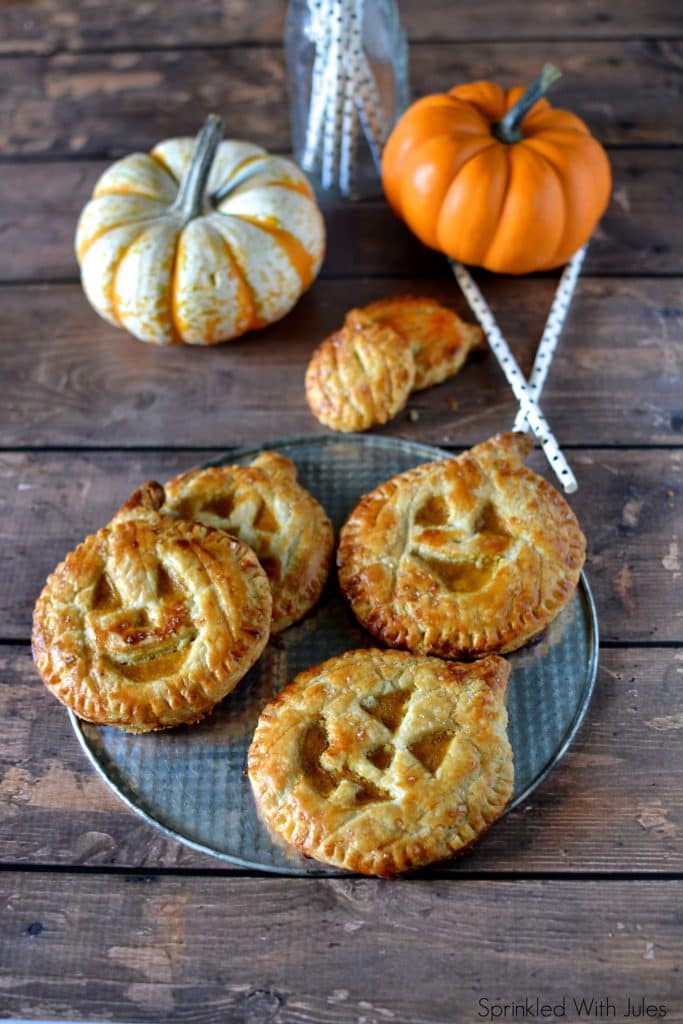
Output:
left=305, top=320, right=415, bottom=432
left=248, top=648, right=513, bottom=876
left=338, top=432, right=586, bottom=658
left=32, top=482, right=272, bottom=732
left=164, top=452, right=334, bottom=632
left=346, top=295, right=484, bottom=391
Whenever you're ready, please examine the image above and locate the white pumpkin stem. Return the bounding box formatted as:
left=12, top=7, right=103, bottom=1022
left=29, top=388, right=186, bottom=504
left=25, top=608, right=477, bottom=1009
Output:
left=172, top=114, right=224, bottom=220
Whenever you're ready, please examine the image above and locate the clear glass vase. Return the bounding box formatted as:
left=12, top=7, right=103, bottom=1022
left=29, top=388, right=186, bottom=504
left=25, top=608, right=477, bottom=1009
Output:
left=285, top=0, right=410, bottom=199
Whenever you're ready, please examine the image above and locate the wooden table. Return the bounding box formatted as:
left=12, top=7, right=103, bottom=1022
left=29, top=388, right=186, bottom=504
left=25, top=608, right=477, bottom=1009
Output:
left=1, top=1, right=681, bottom=1020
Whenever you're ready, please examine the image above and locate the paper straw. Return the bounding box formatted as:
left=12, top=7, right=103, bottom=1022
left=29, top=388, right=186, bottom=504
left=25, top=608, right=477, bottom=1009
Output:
left=352, top=50, right=388, bottom=171
left=301, top=0, right=391, bottom=191
left=339, top=0, right=362, bottom=195
left=302, top=0, right=332, bottom=170
left=451, top=260, right=578, bottom=494
left=513, top=244, right=588, bottom=432
left=321, top=0, right=347, bottom=188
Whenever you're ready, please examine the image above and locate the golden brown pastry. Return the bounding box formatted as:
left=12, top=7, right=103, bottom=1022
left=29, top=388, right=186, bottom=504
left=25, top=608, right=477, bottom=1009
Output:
left=164, top=452, right=334, bottom=632
left=32, top=482, right=272, bottom=732
left=248, top=648, right=513, bottom=876
left=305, top=319, right=415, bottom=432
left=338, top=432, right=586, bottom=658
left=346, top=295, right=484, bottom=391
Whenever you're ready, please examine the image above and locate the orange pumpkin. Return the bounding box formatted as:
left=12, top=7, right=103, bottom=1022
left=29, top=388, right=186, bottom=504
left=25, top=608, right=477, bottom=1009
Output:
left=382, top=65, right=612, bottom=274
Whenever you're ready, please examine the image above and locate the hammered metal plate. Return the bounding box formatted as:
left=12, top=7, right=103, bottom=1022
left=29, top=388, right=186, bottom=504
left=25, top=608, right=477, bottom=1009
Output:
left=71, top=435, right=599, bottom=874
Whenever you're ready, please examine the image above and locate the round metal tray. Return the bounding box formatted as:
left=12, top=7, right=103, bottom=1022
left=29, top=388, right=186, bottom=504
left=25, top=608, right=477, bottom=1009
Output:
left=71, top=434, right=599, bottom=874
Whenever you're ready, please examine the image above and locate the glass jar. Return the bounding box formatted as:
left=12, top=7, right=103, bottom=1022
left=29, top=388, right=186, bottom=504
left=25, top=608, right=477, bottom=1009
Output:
left=285, top=0, right=410, bottom=199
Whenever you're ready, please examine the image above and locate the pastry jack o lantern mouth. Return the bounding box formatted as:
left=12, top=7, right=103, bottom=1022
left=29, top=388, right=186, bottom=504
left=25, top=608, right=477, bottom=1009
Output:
left=88, top=606, right=199, bottom=684
left=409, top=499, right=514, bottom=595
left=85, top=563, right=199, bottom=683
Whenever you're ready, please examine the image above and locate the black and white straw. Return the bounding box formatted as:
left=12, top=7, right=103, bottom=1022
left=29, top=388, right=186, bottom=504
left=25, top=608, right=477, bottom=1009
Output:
left=301, top=0, right=387, bottom=196
left=451, top=259, right=580, bottom=494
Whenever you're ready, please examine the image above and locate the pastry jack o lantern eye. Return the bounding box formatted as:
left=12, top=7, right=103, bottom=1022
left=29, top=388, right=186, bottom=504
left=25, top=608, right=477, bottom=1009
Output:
left=248, top=649, right=514, bottom=876
left=32, top=485, right=272, bottom=732
left=338, top=432, right=586, bottom=658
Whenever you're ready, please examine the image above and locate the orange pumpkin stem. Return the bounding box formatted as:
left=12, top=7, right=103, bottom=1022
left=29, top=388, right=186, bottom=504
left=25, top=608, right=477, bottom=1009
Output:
left=172, top=114, right=224, bottom=221
left=493, top=64, right=562, bottom=144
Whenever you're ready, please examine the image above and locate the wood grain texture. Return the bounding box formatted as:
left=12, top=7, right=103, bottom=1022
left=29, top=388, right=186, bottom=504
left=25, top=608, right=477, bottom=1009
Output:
left=1, top=0, right=680, bottom=52
left=0, top=41, right=681, bottom=159
left=0, top=449, right=680, bottom=644
left=0, top=150, right=680, bottom=284
left=1, top=873, right=681, bottom=1023
left=2, top=646, right=682, bottom=871
left=0, top=278, right=680, bottom=448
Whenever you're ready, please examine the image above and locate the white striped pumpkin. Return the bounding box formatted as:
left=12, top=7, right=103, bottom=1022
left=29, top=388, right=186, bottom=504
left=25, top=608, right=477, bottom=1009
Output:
left=75, top=116, right=326, bottom=345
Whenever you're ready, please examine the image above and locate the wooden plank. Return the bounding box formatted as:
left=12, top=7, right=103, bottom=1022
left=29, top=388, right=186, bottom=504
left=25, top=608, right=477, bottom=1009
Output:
left=0, top=450, right=680, bottom=644
left=1, top=0, right=680, bottom=52
left=0, top=41, right=680, bottom=159
left=0, top=873, right=680, bottom=1022
left=0, top=151, right=680, bottom=283
left=0, top=277, right=681, bottom=448
left=2, top=645, right=681, bottom=871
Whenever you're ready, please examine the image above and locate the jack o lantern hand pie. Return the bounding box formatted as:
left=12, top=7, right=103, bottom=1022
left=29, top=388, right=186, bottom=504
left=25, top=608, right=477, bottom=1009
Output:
left=32, top=482, right=272, bottom=733
left=164, top=452, right=335, bottom=633
left=345, top=296, right=485, bottom=392
left=305, top=296, right=483, bottom=434
left=337, top=432, right=586, bottom=659
left=248, top=648, right=513, bottom=877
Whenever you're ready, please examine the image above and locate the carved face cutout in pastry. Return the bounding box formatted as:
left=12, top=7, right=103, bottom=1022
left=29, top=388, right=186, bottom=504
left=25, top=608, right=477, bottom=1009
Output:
left=337, top=433, right=586, bottom=658
left=164, top=452, right=334, bottom=632
left=248, top=648, right=513, bottom=876
left=32, top=482, right=272, bottom=732
left=85, top=549, right=198, bottom=686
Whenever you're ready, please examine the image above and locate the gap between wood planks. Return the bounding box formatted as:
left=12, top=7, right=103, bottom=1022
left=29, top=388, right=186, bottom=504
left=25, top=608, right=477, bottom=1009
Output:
left=1, top=35, right=682, bottom=60
left=0, top=143, right=679, bottom=166
left=0, top=864, right=682, bottom=881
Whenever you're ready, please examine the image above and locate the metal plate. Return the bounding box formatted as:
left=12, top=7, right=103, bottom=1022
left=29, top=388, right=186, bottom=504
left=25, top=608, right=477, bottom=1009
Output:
left=71, top=434, right=599, bottom=875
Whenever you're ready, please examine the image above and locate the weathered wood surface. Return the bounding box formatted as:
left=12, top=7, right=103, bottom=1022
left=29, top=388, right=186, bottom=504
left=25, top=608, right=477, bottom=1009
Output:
left=1, top=41, right=681, bottom=159
left=0, top=0, right=681, bottom=1011
left=0, top=151, right=679, bottom=284
left=1, top=0, right=680, bottom=53
left=0, top=278, right=680, bottom=448
left=1, top=449, right=680, bottom=644
left=1, top=873, right=680, bottom=1023
left=2, top=645, right=681, bottom=871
